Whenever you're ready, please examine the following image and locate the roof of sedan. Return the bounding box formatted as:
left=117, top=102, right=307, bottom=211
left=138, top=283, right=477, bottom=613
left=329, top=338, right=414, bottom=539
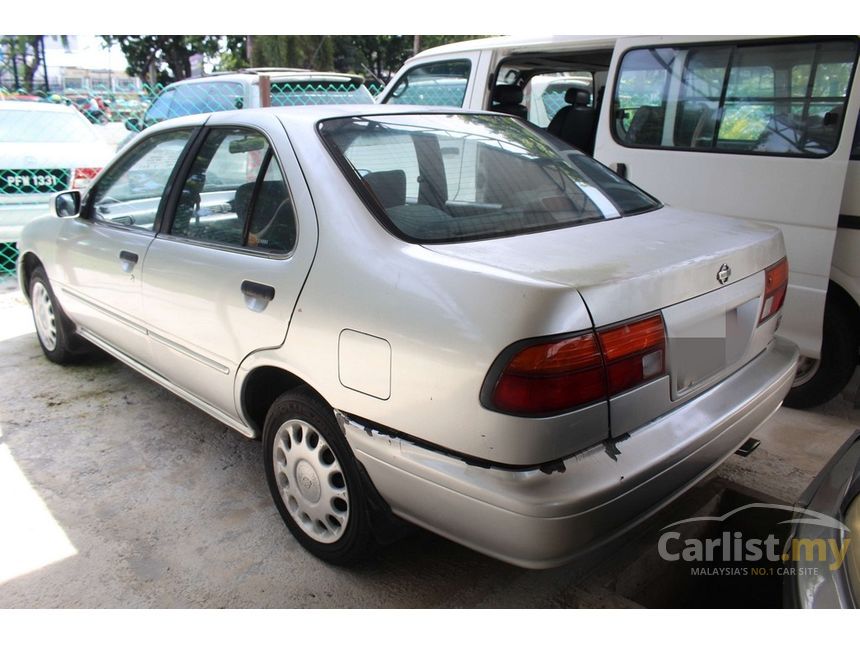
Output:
left=270, top=103, right=480, bottom=126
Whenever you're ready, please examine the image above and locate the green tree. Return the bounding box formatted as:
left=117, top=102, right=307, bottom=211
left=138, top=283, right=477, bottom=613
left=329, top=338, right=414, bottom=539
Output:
left=416, top=35, right=490, bottom=52
left=1, top=35, right=50, bottom=91
left=217, top=36, right=250, bottom=71
left=328, top=36, right=413, bottom=82
left=333, top=36, right=490, bottom=81
left=248, top=36, right=334, bottom=70
left=101, top=35, right=224, bottom=84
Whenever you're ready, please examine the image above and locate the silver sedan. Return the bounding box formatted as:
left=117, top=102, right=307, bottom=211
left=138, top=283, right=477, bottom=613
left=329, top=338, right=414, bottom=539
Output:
left=16, top=105, right=798, bottom=568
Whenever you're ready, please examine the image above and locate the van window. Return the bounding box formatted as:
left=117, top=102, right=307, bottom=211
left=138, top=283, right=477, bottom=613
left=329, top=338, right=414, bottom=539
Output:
left=386, top=60, right=471, bottom=107
left=613, top=39, right=859, bottom=157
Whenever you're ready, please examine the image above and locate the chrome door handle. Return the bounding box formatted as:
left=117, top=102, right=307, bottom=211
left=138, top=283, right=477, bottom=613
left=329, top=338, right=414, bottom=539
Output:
left=119, top=250, right=139, bottom=273
left=241, top=280, right=275, bottom=312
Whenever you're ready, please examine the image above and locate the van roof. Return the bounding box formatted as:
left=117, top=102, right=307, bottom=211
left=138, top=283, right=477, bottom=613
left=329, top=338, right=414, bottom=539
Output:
left=410, top=35, right=620, bottom=60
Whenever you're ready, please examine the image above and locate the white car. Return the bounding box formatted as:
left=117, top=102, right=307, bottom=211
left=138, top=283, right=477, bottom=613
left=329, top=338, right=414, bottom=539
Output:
left=122, top=69, right=375, bottom=138
left=18, top=104, right=798, bottom=568
left=0, top=101, right=113, bottom=244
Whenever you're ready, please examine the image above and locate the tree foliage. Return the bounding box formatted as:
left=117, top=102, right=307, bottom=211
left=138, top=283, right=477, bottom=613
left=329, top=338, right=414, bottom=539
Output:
left=248, top=36, right=334, bottom=71
left=0, top=35, right=48, bottom=91
left=101, top=35, right=224, bottom=84
left=98, top=35, right=491, bottom=85
left=248, top=35, right=488, bottom=81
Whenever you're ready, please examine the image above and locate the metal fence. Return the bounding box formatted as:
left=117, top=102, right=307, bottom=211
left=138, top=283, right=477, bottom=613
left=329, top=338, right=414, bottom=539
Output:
left=0, top=79, right=385, bottom=276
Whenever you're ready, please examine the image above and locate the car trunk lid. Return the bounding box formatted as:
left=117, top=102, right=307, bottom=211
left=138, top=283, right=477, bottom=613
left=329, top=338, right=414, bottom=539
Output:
left=424, top=207, right=786, bottom=433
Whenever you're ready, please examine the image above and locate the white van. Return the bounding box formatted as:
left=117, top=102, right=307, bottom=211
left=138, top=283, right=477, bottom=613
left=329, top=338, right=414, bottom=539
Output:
left=378, top=35, right=860, bottom=408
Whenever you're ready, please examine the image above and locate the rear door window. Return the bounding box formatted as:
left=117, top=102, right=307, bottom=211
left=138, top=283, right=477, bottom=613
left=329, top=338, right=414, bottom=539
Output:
left=169, top=127, right=296, bottom=254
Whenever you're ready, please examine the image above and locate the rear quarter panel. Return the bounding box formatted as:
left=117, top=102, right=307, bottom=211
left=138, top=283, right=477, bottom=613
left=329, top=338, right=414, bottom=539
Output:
left=241, top=120, right=608, bottom=466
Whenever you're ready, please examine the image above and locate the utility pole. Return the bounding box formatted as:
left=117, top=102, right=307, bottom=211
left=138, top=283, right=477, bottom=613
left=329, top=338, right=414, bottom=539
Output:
left=42, top=36, right=49, bottom=92
left=10, top=39, right=20, bottom=89
left=246, top=35, right=254, bottom=67
left=413, top=35, right=421, bottom=56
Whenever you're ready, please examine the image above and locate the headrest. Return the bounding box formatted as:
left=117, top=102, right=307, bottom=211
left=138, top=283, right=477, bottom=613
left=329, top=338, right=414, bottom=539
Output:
left=493, top=85, right=524, bottom=105
left=234, top=180, right=288, bottom=222
left=364, top=170, right=407, bottom=209
left=565, top=88, right=590, bottom=106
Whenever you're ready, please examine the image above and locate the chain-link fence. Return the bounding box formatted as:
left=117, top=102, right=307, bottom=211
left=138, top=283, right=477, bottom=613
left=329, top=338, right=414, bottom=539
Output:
left=0, top=77, right=386, bottom=276
left=0, top=243, right=17, bottom=277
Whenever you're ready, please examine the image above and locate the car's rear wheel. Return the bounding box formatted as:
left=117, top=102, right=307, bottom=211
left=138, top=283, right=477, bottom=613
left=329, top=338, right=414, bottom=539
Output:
left=29, top=267, right=90, bottom=364
left=262, top=388, right=375, bottom=565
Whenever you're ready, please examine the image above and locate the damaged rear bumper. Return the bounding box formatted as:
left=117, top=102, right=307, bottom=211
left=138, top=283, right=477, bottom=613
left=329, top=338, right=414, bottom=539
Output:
left=336, top=336, right=798, bottom=569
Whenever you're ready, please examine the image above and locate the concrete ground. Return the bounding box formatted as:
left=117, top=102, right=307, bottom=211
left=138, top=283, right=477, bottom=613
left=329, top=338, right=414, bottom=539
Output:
left=0, top=275, right=857, bottom=608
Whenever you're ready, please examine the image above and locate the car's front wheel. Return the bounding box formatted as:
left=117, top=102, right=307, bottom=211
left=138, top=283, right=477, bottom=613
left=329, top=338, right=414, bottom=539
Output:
left=262, top=388, right=375, bottom=565
left=29, top=267, right=90, bottom=364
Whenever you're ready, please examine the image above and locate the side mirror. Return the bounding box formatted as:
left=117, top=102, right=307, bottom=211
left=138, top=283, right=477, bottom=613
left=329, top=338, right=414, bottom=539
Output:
left=51, top=191, right=82, bottom=218
left=125, top=116, right=142, bottom=132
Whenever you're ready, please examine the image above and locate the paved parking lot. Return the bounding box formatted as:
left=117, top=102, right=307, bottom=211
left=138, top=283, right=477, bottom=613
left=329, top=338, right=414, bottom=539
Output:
left=0, top=276, right=857, bottom=608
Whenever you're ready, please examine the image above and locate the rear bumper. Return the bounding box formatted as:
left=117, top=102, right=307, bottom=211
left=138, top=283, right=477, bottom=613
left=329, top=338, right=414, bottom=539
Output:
left=337, top=336, right=799, bottom=569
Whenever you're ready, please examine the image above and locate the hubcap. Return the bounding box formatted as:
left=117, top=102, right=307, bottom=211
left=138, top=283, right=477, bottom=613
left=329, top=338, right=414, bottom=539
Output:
left=793, top=356, right=821, bottom=387
left=272, top=419, right=349, bottom=544
left=31, top=282, right=57, bottom=351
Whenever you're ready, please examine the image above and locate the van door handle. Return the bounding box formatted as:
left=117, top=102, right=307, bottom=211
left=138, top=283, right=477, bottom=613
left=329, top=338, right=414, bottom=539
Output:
left=241, top=280, right=275, bottom=312
left=119, top=250, right=139, bottom=273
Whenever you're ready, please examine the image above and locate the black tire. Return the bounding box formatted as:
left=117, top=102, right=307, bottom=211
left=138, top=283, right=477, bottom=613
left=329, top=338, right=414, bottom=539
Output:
left=262, top=387, right=375, bottom=565
left=28, top=267, right=91, bottom=364
left=784, top=295, right=859, bottom=409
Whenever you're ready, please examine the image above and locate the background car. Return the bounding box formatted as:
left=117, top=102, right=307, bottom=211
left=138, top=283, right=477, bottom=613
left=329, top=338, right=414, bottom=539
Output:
left=783, top=429, right=860, bottom=608
left=0, top=101, right=113, bottom=244
left=118, top=68, right=375, bottom=150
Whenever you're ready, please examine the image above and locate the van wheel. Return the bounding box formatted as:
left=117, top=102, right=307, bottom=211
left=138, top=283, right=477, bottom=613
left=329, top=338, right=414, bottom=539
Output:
left=29, top=267, right=90, bottom=364
left=262, top=388, right=375, bottom=565
left=784, top=297, right=858, bottom=409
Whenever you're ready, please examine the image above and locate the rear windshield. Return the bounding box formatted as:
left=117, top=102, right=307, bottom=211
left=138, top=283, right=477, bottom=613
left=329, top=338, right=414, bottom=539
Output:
left=319, top=113, right=661, bottom=243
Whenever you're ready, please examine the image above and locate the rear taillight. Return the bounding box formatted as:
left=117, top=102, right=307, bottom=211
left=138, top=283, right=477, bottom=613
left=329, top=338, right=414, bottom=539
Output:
left=491, top=333, right=606, bottom=415
left=72, top=167, right=101, bottom=190
left=759, top=257, right=788, bottom=325
left=486, top=314, right=667, bottom=416
left=597, top=314, right=666, bottom=396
